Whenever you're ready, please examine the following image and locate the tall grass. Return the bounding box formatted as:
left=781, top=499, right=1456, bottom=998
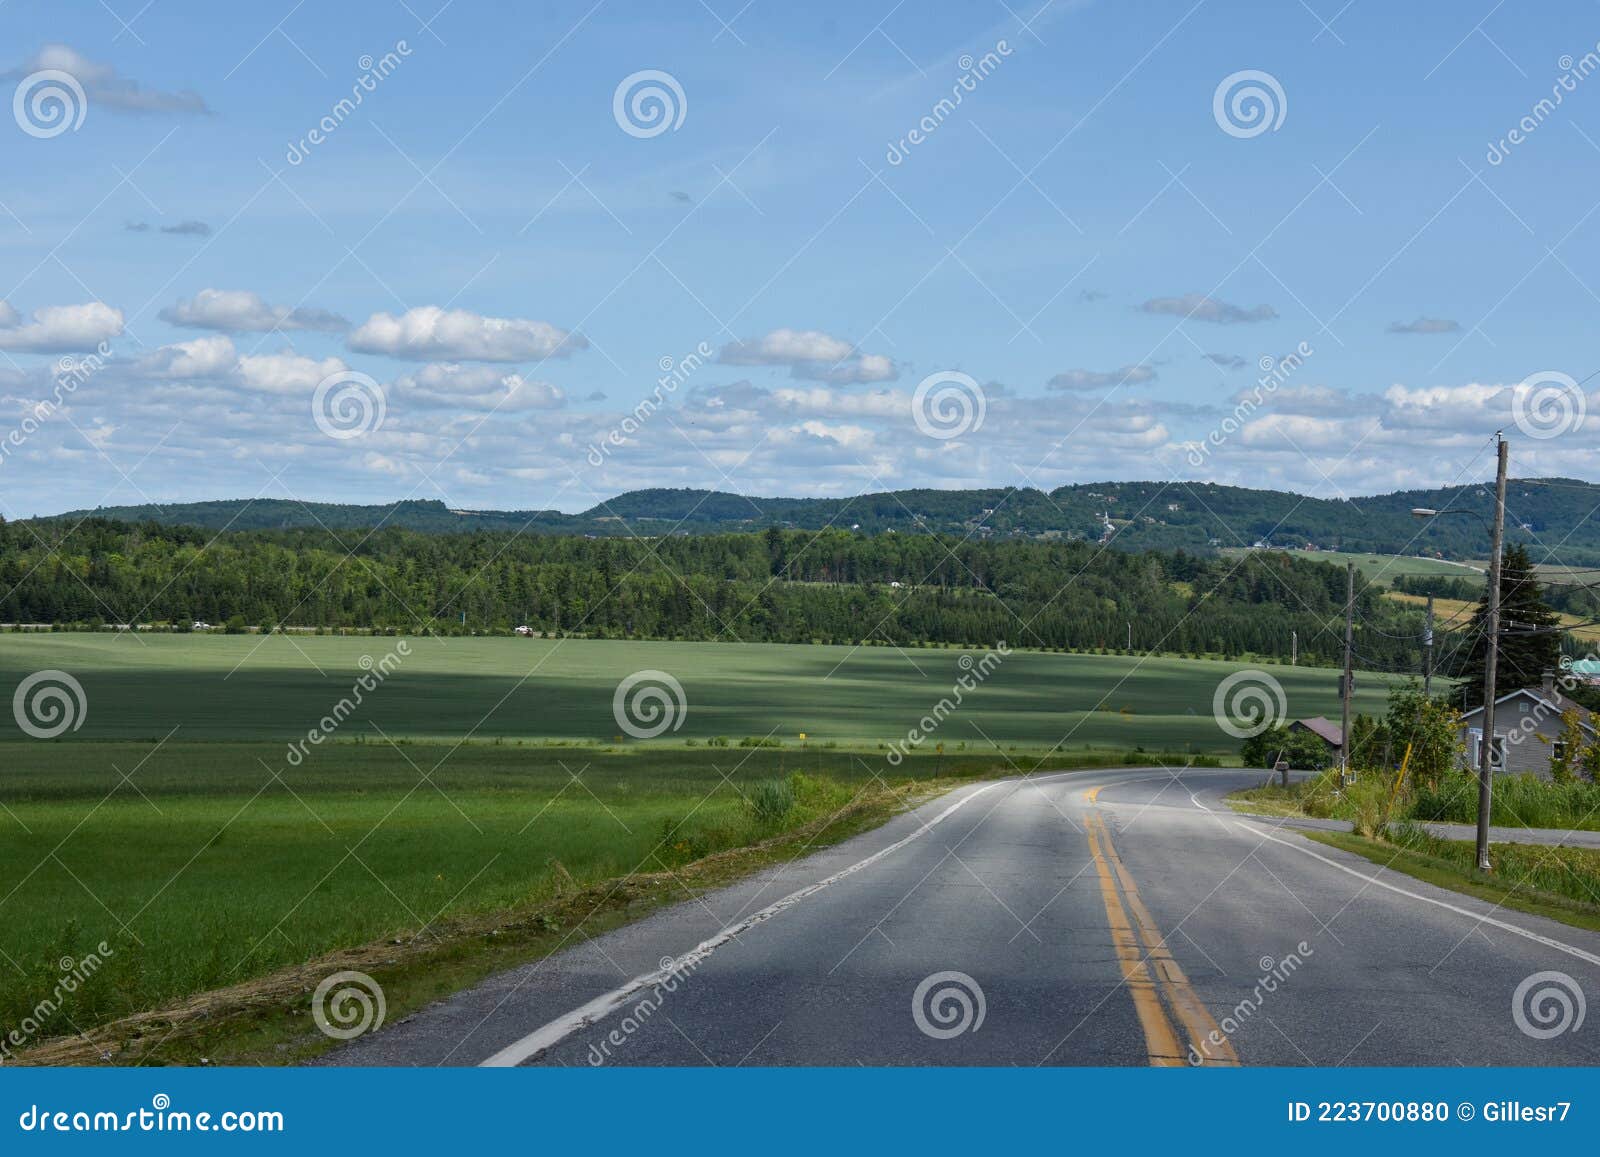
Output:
left=1248, top=767, right=1600, bottom=835
left=745, top=777, right=797, bottom=824
left=1388, top=821, right=1600, bottom=908
left=1235, top=768, right=1398, bottom=836
left=1411, top=774, right=1600, bottom=831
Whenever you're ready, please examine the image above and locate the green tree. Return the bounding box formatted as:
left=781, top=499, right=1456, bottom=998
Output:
left=1459, top=544, right=1561, bottom=707
left=1551, top=708, right=1585, bottom=784
left=1348, top=714, right=1373, bottom=766
left=1241, top=725, right=1331, bottom=770
left=1581, top=733, right=1600, bottom=784
left=1383, top=683, right=1461, bottom=790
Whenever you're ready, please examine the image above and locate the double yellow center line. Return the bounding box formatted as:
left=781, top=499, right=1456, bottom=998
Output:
left=1082, top=785, right=1238, bottom=1067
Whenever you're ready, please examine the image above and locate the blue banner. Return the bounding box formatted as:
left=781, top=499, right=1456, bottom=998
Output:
left=2, top=1069, right=1590, bottom=1152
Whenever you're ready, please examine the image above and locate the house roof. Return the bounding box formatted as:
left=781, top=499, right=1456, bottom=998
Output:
left=1460, top=687, right=1598, bottom=734
left=1290, top=716, right=1343, bottom=745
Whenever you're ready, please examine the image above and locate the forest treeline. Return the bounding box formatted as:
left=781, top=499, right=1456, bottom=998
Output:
left=0, top=517, right=1448, bottom=668
left=56, top=477, right=1600, bottom=563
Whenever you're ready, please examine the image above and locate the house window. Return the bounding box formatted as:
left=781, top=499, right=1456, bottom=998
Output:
left=1467, top=728, right=1482, bottom=769
left=1554, top=741, right=1568, bottom=765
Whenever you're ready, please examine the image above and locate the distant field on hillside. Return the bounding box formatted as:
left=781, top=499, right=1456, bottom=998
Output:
left=0, top=634, right=1396, bottom=750
left=1384, top=591, right=1600, bottom=643
left=1222, top=548, right=1483, bottom=586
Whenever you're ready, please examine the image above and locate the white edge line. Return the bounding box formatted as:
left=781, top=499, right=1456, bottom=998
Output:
left=479, top=780, right=1008, bottom=1066
left=1243, top=821, right=1600, bottom=969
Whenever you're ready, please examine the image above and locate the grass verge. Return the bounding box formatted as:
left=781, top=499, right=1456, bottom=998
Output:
left=12, top=771, right=983, bottom=1066
left=1304, top=827, right=1600, bottom=935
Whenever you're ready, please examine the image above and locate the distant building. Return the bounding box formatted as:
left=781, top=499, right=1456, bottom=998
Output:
left=1458, top=672, right=1598, bottom=779
left=1289, top=716, right=1344, bottom=760
left=1566, top=659, right=1600, bottom=686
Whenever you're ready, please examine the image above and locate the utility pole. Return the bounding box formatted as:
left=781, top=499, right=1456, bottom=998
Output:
left=1291, top=630, right=1298, bottom=666
left=1127, top=621, right=1132, bottom=651
left=1476, top=433, right=1509, bottom=873
left=1340, top=561, right=1354, bottom=782
left=1423, top=595, right=1434, bottom=697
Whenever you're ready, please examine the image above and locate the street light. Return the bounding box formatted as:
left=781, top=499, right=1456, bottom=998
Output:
left=1410, top=437, right=1507, bottom=873
left=1410, top=506, right=1490, bottom=531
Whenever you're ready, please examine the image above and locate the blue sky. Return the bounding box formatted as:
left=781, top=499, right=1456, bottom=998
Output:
left=1, top=0, right=1598, bottom=516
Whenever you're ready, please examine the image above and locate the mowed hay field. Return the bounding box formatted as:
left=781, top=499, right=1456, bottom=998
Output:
left=0, top=635, right=1396, bottom=1053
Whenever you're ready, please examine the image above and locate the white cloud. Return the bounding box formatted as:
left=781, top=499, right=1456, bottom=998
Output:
left=348, top=306, right=585, bottom=362
left=0, top=301, right=124, bottom=352
left=721, top=328, right=854, bottom=364
left=718, top=328, right=896, bottom=383
left=5, top=326, right=1594, bottom=515
left=135, top=335, right=238, bottom=379
left=237, top=351, right=351, bottom=396
left=1381, top=382, right=1507, bottom=431
left=10, top=44, right=208, bottom=114
left=790, top=420, right=876, bottom=450
left=391, top=363, right=566, bottom=411
left=160, top=289, right=347, bottom=333
left=768, top=385, right=907, bottom=419
left=809, top=352, right=897, bottom=384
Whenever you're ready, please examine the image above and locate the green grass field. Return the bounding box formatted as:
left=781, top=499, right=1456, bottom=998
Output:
left=0, top=633, right=1387, bottom=748
left=0, top=743, right=927, bottom=1040
left=0, top=634, right=1399, bottom=1055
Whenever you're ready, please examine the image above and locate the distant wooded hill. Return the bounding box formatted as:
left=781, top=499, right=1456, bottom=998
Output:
left=43, top=478, right=1600, bottom=565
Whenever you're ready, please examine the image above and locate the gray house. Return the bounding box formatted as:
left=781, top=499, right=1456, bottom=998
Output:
left=1457, top=672, right=1597, bottom=779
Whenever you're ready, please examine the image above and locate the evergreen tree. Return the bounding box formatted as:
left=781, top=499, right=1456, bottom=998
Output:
left=1458, top=544, right=1560, bottom=706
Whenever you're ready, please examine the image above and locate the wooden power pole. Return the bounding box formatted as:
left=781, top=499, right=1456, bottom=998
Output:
left=1476, top=434, right=1509, bottom=873
left=1423, top=594, right=1434, bottom=697
left=1340, top=561, right=1354, bottom=781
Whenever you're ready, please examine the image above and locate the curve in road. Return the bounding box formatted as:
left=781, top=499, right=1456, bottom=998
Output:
left=321, top=767, right=1600, bottom=1067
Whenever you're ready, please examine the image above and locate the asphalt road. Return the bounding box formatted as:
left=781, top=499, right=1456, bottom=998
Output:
left=322, top=767, right=1600, bottom=1067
